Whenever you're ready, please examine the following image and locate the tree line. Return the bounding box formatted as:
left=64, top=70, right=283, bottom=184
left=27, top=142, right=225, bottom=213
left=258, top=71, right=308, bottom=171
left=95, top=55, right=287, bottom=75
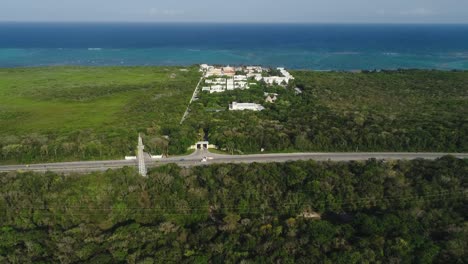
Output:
left=0, top=157, right=466, bottom=262
left=184, top=69, right=467, bottom=154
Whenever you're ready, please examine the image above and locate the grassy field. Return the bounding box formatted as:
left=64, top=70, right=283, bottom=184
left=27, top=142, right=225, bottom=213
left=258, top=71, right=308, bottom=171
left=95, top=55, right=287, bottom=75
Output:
left=0, top=66, right=199, bottom=133
left=1, top=67, right=467, bottom=164
left=0, top=66, right=201, bottom=163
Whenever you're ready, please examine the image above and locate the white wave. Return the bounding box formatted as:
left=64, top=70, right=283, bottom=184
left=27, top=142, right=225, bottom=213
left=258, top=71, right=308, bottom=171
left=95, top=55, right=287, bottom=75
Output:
left=383, top=52, right=400, bottom=56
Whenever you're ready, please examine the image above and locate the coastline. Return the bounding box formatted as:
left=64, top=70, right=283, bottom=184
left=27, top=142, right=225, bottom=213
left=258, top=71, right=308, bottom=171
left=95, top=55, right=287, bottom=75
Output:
left=1, top=63, right=467, bottom=73
left=1, top=23, right=468, bottom=70
left=1, top=49, right=467, bottom=70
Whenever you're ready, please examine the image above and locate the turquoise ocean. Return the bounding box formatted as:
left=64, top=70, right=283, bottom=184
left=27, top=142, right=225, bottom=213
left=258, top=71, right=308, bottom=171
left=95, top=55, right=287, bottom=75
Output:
left=1, top=23, right=468, bottom=70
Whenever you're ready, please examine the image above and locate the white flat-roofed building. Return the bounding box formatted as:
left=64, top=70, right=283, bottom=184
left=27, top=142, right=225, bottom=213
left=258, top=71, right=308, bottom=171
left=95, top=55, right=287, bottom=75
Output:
left=202, top=87, right=211, bottom=92
left=200, top=64, right=210, bottom=71
left=210, top=85, right=225, bottom=93
left=246, top=66, right=263, bottom=73
left=235, top=81, right=248, bottom=89
left=247, top=73, right=263, bottom=81
left=226, top=79, right=235, bottom=90
left=210, top=78, right=226, bottom=85
left=213, top=80, right=226, bottom=85
left=234, top=75, right=248, bottom=81
left=263, top=77, right=278, bottom=85
left=278, top=67, right=294, bottom=79
left=229, top=102, right=265, bottom=111
left=264, top=76, right=291, bottom=85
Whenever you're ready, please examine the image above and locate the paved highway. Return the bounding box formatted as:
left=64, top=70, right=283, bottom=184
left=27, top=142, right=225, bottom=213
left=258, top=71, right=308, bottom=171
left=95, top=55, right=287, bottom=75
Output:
left=1, top=150, right=467, bottom=174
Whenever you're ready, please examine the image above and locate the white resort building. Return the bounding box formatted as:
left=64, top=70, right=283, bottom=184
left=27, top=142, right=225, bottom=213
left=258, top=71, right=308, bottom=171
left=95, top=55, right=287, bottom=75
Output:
left=229, top=102, right=265, bottom=111
left=200, top=64, right=294, bottom=93
left=263, top=68, right=294, bottom=85
left=209, top=85, right=225, bottom=93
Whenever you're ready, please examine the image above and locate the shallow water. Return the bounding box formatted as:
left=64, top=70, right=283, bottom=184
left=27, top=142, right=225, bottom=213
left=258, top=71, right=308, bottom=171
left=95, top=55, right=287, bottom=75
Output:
left=1, top=23, right=468, bottom=70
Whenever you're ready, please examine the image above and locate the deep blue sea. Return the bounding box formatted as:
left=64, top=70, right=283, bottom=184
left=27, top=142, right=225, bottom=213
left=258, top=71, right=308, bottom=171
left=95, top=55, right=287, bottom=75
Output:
left=1, top=23, right=468, bottom=70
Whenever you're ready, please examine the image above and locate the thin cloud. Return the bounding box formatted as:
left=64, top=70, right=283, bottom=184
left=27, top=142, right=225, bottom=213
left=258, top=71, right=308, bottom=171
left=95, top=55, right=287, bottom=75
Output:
left=149, top=8, right=185, bottom=16
left=376, top=9, right=387, bottom=15
left=399, top=8, right=435, bottom=16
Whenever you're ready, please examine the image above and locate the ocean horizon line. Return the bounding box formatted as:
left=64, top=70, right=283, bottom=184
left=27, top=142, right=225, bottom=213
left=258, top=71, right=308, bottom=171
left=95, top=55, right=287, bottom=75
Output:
left=1, top=23, right=467, bottom=69
left=1, top=21, right=468, bottom=26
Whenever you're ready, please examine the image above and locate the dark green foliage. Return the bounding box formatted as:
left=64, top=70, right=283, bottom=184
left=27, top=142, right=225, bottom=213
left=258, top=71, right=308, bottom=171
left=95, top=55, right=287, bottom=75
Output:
left=0, top=157, right=466, bottom=262
left=186, top=70, right=468, bottom=154
left=1, top=69, right=467, bottom=164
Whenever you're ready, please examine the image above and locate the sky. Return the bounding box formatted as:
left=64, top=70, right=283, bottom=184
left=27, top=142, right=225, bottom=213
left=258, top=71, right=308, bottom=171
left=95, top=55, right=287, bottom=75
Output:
left=1, top=0, right=468, bottom=23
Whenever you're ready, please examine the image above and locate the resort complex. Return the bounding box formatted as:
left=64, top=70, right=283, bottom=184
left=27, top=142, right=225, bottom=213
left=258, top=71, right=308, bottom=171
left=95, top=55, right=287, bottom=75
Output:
left=198, top=64, right=294, bottom=111
left=199, top=64, right=294, bottom=94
